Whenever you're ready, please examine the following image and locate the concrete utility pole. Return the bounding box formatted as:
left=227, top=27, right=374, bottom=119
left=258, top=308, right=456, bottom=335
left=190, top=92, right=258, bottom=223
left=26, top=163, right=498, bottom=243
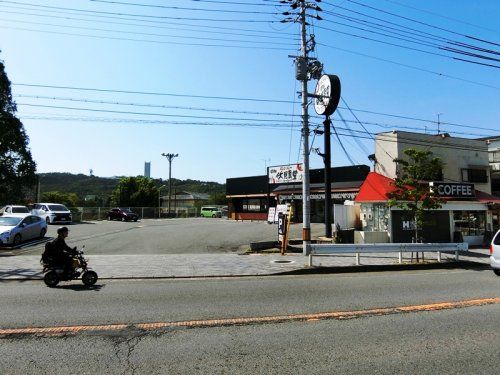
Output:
left=299, top=0, right=311, bottom=255
left=283, top=0, right=323, bottom=255
left=161, top=153, right=179, bottom=217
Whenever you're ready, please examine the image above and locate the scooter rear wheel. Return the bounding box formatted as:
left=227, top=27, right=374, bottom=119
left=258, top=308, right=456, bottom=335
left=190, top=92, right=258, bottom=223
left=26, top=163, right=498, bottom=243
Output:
left=82, top=271, right=98, bottom=286
left=44, top=271, right=60, bottom=287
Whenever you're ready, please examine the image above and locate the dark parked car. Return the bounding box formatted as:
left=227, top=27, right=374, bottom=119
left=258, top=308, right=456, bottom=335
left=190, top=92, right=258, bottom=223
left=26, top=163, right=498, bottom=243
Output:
left=106, top=208, right=139, bottom=222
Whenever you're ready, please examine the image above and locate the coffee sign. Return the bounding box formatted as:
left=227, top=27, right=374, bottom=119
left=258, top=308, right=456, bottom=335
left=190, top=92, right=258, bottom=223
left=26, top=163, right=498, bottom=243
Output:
left=429, top=182, right=475, bottom=198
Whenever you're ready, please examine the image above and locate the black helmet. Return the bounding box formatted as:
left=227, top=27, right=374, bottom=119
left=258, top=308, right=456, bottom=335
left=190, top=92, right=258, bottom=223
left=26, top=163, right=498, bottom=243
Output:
left=57, top=226, right=69, bottom=235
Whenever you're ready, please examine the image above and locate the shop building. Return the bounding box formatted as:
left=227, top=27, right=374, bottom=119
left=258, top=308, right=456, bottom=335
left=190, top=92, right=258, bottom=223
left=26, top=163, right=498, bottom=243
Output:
left=374, top=131, right=491, bottom=194
left=226, top=165, right=369, bottom=222
left=354, top=172, right=500, bottom=246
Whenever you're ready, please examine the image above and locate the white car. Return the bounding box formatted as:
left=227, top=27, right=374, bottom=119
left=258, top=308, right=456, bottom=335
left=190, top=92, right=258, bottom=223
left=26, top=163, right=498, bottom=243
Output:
left=490, top=230, right=500, bottom=276
left=0, top=215, right=47, bottom=246
left=0, top=205, right=30, bottom=218
left=31, top=203, right=72, bottom=224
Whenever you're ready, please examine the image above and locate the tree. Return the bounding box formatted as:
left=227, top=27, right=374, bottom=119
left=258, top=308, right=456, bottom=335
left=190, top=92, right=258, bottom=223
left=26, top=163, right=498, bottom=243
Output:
left=0, top=55, right=37, bottom=203
left=111, top=176, right=158, bottom=207
left=387, top=148, right=444, bottom=242
left=41, top=191, right=79, bottom=208
left=209, top=192, right=227, bottom=205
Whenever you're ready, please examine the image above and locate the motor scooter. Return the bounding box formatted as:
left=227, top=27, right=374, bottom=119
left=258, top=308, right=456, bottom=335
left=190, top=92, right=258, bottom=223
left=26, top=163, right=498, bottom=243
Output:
left=41, top=245, right=98, bottom=287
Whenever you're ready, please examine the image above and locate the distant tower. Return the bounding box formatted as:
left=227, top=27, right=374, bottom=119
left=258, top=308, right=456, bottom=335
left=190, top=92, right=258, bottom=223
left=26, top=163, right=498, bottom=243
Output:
left=89, top=169, right=94, bottom=177
left=144, top=162, right=151, bottom=178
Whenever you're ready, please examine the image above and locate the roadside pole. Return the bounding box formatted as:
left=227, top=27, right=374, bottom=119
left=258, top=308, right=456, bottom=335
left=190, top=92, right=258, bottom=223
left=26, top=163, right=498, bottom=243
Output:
left=299, top=0, right=311, bottom=256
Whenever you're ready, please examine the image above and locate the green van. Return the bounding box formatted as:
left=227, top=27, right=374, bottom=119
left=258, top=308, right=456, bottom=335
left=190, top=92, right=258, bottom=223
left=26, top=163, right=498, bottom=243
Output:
left=200, top=206, right=222, bottom=218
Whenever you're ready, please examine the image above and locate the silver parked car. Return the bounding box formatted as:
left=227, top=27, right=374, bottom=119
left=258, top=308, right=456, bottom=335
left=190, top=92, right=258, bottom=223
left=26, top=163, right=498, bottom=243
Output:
left=0, top=215, right=47, bottom=246
left=0, top=205, right=30, bottom=218
left=491, top=229, right=500, bottom=276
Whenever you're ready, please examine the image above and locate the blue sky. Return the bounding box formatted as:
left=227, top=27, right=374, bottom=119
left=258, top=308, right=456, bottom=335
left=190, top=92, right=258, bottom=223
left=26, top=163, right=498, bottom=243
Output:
left=0, top=0, right=499, bottom=183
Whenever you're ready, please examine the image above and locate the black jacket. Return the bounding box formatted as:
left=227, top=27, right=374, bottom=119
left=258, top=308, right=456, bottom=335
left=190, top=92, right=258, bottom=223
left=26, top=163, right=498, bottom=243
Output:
left=50, top=236, right=77, bottom=259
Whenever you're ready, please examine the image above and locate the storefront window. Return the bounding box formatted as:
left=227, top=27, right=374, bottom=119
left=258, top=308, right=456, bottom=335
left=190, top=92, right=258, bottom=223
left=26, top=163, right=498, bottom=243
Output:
left=361, top=203, right=389, bottom=231
left=453, top=211, right=486, bottom=236
left=242, top=198, right=267, bottom=213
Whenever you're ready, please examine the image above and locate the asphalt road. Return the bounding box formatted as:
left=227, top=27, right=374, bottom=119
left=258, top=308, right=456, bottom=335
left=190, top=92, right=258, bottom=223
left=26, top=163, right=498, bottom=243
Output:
left=9, top=218, right=326, bottom=256
left=1, top=268, right=499, bottom=374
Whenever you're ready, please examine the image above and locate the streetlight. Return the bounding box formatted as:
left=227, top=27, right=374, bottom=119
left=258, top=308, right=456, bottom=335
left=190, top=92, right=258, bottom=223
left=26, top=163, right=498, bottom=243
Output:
left=158, top=185, right=168, bottom=218
left=161, top=153, right=179, bottom=217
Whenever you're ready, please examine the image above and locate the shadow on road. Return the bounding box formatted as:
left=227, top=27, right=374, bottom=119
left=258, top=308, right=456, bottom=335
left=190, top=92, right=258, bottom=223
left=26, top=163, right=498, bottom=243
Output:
left=53, top=283, right=105, bottom=292
left=0, top=269, right=44, bottom=280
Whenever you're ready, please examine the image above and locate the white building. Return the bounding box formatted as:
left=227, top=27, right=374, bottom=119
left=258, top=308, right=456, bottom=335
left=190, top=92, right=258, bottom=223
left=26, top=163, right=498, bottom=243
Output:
left=374, top=131, right=491, bottom=194
left=354, top=131, right=499, bottom=246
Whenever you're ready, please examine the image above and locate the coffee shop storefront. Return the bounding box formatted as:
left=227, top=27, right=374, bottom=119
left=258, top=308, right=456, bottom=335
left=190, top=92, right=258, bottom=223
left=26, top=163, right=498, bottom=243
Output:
left=354, top=172, right=500, bottom=245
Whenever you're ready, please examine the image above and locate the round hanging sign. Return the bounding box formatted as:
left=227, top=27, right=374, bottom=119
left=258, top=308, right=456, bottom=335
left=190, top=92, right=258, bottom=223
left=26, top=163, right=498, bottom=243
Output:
left=314, top=74, right=341, bottom=117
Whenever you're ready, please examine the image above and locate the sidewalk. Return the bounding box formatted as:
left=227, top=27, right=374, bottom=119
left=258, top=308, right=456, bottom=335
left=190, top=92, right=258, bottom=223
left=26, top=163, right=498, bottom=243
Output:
left=0, top=249, right=491, bottom=280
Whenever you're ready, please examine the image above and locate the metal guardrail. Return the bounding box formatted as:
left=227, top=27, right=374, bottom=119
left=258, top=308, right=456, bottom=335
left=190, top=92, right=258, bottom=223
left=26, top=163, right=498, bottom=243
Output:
left=308, top=242, right=469, bottom=266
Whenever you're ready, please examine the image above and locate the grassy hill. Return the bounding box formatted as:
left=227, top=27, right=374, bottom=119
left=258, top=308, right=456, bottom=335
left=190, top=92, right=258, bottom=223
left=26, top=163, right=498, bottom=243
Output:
left=39, top=173, right=226, bottom=202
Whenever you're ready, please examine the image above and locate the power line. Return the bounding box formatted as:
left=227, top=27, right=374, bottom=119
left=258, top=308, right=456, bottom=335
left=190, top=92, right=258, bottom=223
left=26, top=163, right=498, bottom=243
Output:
left=0, top=17, right=298, bottom=42
left=0, top=19, right=294, bottom=46
left=0, top=1, right=280, bottom=21
left=321, top=17, right=500, bottom=65
left=15, top=94, right=301, bottom=117
left=323, top=10, right=500, bottom=57
left=380, top=0, right=500, bottom=35
left=13, top=83, right=297, bottom=103
left=0, top=25, right=294, bottom=51
left=0, top=8, right=295, bottom=35
left=317, top=43, right=500, bottom=90
left=335, top=0, right=500, bottom=46
left=19, top=112, right=490, bottom=153
left=16, top=94, right=490, bottom=137
left=20, top=115, right=302, bottom=130
left=12, top=83, right=499, bottom=132
left=90, top=0, right=286, bottom=9
left=316, top=27, right=500, bottom=69
left=331, top=123, right=356, bottom=165
left=17, top=103, right=300, bottom=123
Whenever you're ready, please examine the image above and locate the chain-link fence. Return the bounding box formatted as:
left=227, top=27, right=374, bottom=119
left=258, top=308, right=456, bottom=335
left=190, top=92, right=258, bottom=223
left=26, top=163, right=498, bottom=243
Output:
left=69, top=207, right=199, bottom=222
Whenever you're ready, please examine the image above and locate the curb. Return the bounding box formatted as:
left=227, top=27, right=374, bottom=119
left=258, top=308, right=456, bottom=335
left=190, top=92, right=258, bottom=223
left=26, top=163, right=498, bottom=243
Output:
left=0, top=260, right=490, bottom=282
left=276, top=260, right=490, bottom=276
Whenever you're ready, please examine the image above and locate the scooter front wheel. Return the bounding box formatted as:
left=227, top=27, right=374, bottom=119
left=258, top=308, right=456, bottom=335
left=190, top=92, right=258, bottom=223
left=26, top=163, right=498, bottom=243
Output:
left=44, top=271, right=60, bottom=287
left=82, top=271, right=98, bottom=286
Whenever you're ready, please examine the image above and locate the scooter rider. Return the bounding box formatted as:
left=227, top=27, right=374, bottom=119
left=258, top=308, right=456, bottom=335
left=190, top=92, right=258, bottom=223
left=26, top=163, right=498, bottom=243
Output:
left=50, top=226, right=78, bottom=274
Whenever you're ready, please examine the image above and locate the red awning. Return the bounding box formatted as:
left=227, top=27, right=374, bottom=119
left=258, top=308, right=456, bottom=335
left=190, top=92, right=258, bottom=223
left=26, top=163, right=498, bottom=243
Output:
left=355, top=172, right=500, bottom=204
left=475, top=190, right=500, bottom=203
left=354, top=172, right=396, bottom=202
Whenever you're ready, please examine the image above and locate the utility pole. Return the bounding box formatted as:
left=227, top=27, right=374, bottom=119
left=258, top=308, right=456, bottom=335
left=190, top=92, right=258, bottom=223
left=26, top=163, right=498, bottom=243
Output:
left=299, top=0, right=311, bottom=255
left=283, top=0, right=322, bottom=255
left=437, top=113, right=443, bottom=134
left=161, top=153, right=179, bottom=217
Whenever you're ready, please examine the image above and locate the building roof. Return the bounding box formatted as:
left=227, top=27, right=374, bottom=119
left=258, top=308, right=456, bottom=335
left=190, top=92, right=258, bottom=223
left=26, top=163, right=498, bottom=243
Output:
left=354, top=172, right=396, bottom=202
left=355, top=172, right=500, bottom=204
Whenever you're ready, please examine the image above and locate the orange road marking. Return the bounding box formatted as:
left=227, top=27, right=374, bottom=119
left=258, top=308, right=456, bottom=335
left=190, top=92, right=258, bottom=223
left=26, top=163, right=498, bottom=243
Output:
left=1, top=297, right=498, bottom=337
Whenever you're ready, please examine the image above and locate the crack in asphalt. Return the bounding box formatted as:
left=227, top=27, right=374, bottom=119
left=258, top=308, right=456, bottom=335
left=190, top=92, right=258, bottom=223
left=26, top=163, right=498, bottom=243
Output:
left=110, top=330, right=147, bottom=375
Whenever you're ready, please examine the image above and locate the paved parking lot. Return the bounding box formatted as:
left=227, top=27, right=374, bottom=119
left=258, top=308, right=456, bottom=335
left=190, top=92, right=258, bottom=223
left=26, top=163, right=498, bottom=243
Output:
left=1, top=218, right=326, bottom=256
